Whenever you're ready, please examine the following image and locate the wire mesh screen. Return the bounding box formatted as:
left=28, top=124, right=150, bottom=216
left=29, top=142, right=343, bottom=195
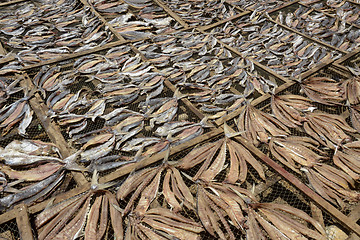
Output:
left=0, top=220, right=20, bottom=240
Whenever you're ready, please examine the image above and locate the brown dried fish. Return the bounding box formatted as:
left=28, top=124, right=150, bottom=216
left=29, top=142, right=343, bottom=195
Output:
left=271, top=94, right=313, bottom=128
left=343, top=77, right=360, bottom=105
left=301, top=76, right=345, bottom=105
left=269, top=136, right=326, bottom=173
left=237, top=104, right=290, bottom=146
left=303, top=111, right=356, bottom=149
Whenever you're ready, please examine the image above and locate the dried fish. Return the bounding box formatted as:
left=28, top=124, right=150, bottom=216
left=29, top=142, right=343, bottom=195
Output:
left=303, top=111, right=356, bottom=149
left=269, top=136, right=326, bottom=173
left=271, top=94, right=313, bottom=128
left=301, top=76, right=345, bottom=105
left=236, top=103, right=290, bottom=146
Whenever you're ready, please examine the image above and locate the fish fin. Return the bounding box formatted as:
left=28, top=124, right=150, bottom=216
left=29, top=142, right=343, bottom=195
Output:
left=7, top=179, right=24, bottom=187
left=163, top=146, right=171, bottom=163
left=111, top=203, right=123, bottom=214
left=40, top=89, right=47, bottom=99
left=63, top=150, right=88, bottom=172
left=44, top=198, right=55, bottom=211
left=224, top=122, right=243, bottom=138
left=173, top=88, right=186, bottom=99
left=199, top=116, right=213, bottom=128
left=91, top=169, right=98, bottom=187
left=134, top=145, right=144, bottom=162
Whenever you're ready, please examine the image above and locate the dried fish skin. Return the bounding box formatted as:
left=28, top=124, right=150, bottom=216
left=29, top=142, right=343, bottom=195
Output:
left=236, top=104, right=290, bottom=146
left=304, top=111, right=356, bottom=149
left=269, top=136, right=326, bottom=172
left=333, top=141, right=360, bottom=181
left=271, top=94, right=312, bottom=128
left=250, top=202, right=327, bottom=240
left=301, top=76, right=345, bottom=106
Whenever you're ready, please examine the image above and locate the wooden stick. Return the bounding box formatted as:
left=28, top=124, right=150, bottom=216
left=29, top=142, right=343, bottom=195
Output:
left=15, top=204, right=34, bottom=240
left=198, top=11, right=251, bottom=31
left=266, top=0, right=300, bottom=14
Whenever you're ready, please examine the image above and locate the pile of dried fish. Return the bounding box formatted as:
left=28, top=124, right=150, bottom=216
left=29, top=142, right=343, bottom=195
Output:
left=227, top=0, right=290, bottom=12
left=311, top=1, right=360, bottom=26
left=134, top=31, right=278, bottom=118
left=29, top=46, right=210, bottom=172
left=0, top=0, right=114, bottom=66
left=89, top=0, right=181, bottom=40
left=0, top=140, right=85, bottom=210
left=210, top=14, right=342, bottom=77
left=273, top=4, right=360, bottom=52
left=163, top=0, right=238, bottom=26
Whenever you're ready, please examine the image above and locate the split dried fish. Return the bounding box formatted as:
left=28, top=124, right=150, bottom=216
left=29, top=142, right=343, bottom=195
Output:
left=271, top=94, right=313, bottom=128
left=303, top=111, right=356, bottom=149
left=302, top=164, right=360, bottom=208
left=301, top=76, right=345, bottom=105
left=269, top=136, right=327, bottom=173
left=117, top=163, right=195, bottom=217
left=249, top=202, right=327, bottom=240
left=127, top=207, right=203, bottom=240
left=333, top=141, right=360, bottom=181
left=343, top=76, right=360, bottom=105
left=236, top=103, right=290, bottom=146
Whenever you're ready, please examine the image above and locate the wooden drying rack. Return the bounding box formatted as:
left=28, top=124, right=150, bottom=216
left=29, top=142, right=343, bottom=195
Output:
left=0, top=0, right=360, bottom=239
